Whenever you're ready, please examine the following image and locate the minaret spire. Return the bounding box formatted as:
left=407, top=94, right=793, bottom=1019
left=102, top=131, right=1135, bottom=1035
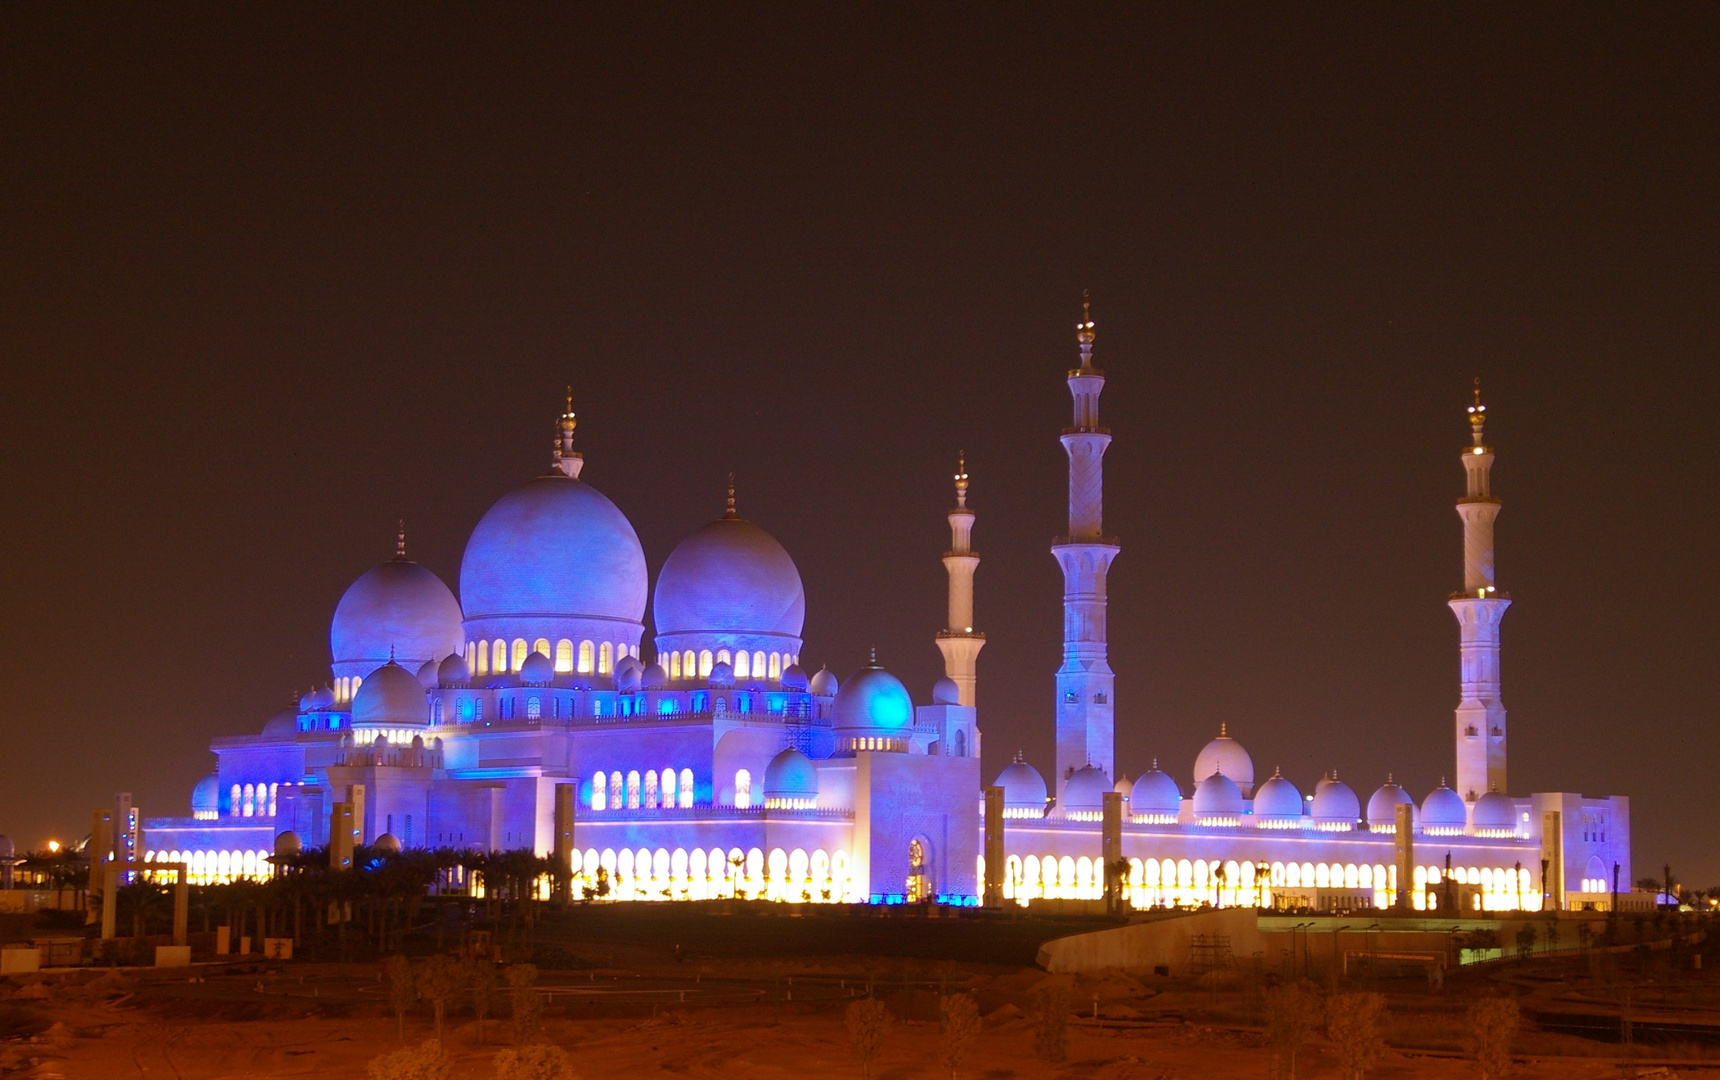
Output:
left=935, top=452, right=985, bottom=707
left=1052, top=294, right=1121, bottom=793
left=554, top=388, right=584, bottom=478
left=1449, top=380, right=1510, bottom=802
left=394, top=519, right=407, bottom=560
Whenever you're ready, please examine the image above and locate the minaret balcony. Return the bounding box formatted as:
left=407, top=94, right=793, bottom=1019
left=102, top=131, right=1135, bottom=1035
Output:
left=1052, top=535, right=1120, bottom=548
left=935, top=629, right=986, bottom=640
left=1060, top=425, right=1112, bottom=436
left=1447, top=589, right=1511, bottom=602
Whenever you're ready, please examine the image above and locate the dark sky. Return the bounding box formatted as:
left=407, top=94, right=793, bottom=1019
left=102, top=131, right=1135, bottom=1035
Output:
left=2, top=8, right=1716, bottom=881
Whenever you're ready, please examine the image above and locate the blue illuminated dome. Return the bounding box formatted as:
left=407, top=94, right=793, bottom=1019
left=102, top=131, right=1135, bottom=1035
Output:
left=1062, top=765, right=1111, bottom=815
left=330, top=555, right=464, bottom=682
left=190, top=773, right=220, bottom=817
left=1194, top=771, right=1245, bottom=821
left=1129, top=763, right=1182, bottom=820
left=763, top=748, right=819, bottom=804
left=1471, top=788, right=1517, bottom=836
left=261, top=707, right=299, bottom=738
left=995, top=756, right=1048, bottom=816
left=808, top=666, right=839, bottom=697
left=459, top=472, right=648, bottom=650
left=351, top=660, right=429, bottom=727
left=653, top=510, right=805, bottom=664
left=1421, top=780, right=1468, bottom=834
left=519, top=651, right=555, bottom=687
left=831, top=661, right=913, bottom=734
left=931, top=677, right=961, bottom=705
left=437, top=653, right=471, bottom=688
left=1366, top=776, right=1415, bottom=830
left=1252, top=768, right=1303, bottom=824
left=1312, top=775, right=1361, bottom=830
left=1193, top=724, right=1254, bottom=795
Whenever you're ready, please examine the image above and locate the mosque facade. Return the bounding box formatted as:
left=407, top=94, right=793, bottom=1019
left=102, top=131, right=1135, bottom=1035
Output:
left=138, top=309, right=1632, bottom=914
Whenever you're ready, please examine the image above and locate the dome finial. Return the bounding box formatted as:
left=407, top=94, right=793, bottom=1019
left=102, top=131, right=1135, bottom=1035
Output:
left=724, top=472, right=737, bottom=518
left=388, top=643, right=397, bottom=663
left=554, top=388, right=583, bottom=477
left=868, top=645, right=877, bottom=666
left=394, top=519, right=407, bottom=560
left=1076, top=289, right=1095, bottom=350
left=954, top=452, right=969, bottom=509
left=1467, top=376, right=1487, bottom=445
left=1219, top=721, right=1227, bottom=738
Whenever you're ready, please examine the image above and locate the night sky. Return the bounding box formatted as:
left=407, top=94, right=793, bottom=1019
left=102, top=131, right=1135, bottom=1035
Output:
left=2, top=9, right=1715, bottom=882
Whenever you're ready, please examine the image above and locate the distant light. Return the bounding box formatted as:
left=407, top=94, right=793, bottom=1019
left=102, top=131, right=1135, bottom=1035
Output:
left=964, top=626, right=972, bottom=633
left=1473, top=447, right=1485, bottom=455
left=46, top=840, right=60, bottom=853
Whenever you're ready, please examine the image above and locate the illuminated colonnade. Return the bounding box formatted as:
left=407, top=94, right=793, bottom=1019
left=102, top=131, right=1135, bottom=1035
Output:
left=145, top=848, right=274, bottom=885
left=571, top=845, right=853, bottom=903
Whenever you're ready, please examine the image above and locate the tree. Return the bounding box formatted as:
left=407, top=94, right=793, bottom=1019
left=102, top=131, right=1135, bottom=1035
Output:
left=1032, top=984, right=1072, bottom=1064
left=386, top=955, right=417, bottom=1042
left=937, top=992, right=981, bottom=1079
left=1325, top=991, right=1388, bottom=1080
left=367, top=1039, right=451, bottom=1080
left=1464, top=998, right=1519, bottom=1080
left=1514, top=923, right=1537, bottom=962
left=418, top=955, right=465, bottom=1044
left=1265, top=982, right=1321, bottom=1080
left=468, top=957, right=500, bottom=1044
left=494, top=1044, right=579, bottom=1080
left=846, top=998, right=890, bottom=1080
left=506, top=963, right=543, bottom=1044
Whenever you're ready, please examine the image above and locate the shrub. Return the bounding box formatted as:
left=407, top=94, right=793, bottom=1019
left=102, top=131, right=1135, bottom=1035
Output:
left=418, top=955, right=465, bottom=1044
left=468, top=958, right=500, bottom=1044
left=385, top=955, right=417, bottom=1042
left=1326, top=991, right=1388, bottom=1080
left=1031, top=984, right=1072, bottom=1063
left=1464, top=997, right=1520, bottom=1079
left=937, top=993, right=981, bottom=1079
left=1265, top=982, right=1321, bottom=1080
left=367, top=1039, right=451, bottom=1080
left=507, top=963, right=543, bottom=1044
left=494, top=1043, right=579, bottom=1080
left=845, top=997, right=891, bottom=1080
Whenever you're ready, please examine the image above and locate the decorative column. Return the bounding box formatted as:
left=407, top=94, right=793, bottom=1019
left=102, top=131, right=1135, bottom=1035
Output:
left=1053, top=295, right=1121, bottom=793
left=1449, top=381, right=1510, bottom=802
left=935, top=453, right=985, bottom=707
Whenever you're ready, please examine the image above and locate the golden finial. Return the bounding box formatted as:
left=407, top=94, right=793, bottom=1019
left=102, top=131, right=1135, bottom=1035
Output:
left=1076, top=289, right=1095, bottom=346
left=559, top=386, right=577, bottom=435
left=954, top=451, right=969, bottom=508
left=394, top=519, right=406, bottom=560
left=1466, top=377, right=1487, bottom=445
left=724, top=473, right=737, bottom=518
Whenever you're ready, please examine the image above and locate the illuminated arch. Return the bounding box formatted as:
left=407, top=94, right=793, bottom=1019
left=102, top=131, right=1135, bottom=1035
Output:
left=555, top=640, right=574, bottom=672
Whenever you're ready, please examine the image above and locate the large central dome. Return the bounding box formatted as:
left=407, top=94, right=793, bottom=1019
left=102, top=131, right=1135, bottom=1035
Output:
left=459, top=472, right=648, bottom=655
left=654, top=516, right=805, bottom=640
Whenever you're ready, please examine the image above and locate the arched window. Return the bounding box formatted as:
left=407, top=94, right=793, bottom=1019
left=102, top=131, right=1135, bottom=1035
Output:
left=229, top=784, right=241, bottom=818
left=269, top=783, right=278, bottom=817
left=241, top=784, right=254, bottom=817
left=578, top=641, right=594, bottom=673
left=591, top=772, right=606, bottom=811
left=476, top=640, right=489, bottom=675
left=734, top=651, right=750, bottom=678
left=352, top=675, right=362, bottom=695
left=679, top=768, right=694, bottom=808
left=753, top=651, right=766, bottom=680
left=644, top=770, right=658, bottom=808
left=609, top=772, right=622, bottom=808
left=716, top=649, right=731, bottom=668
left=734, top=769, right=752, bottom=809
left=669, top=651, right=681, bottom=679
left=953, top=729, right=967, bottom=757
left=699, top=650, right=713, bottom=677
left=526, top=697, right=541, bottom=720
left=533, top=639, right=551, bottom=660
left=511, top=639, right=528, bottom=671
left=555, top=640, right=574, bottom=673
left=626, top=770, right=641, bottom=808
left=769, top=652, right=781, bottom=679
left=491, top=639, right=507, bottom=672
left=599, top=642, right=613, bottom=675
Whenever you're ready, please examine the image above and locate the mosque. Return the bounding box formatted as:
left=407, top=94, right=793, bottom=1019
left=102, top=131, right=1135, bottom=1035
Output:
left=137, top=305, right=1632, bottom=913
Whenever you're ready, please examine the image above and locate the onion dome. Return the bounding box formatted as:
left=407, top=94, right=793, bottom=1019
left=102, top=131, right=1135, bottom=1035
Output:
left=1193, top=771, right=1245, bottom=822
left=1129, top=762, right=1182, bottom=820
left=262, top=707, right=299, bottom=738
left=708, top=660, right=735, bottom=688
left=1367, top=775, right=1416, bottom=831
left=640, top=662, right=667, bottom=690
left=762, top=747, right=819, bottom=805
left=416, top=659, right=440, bottom=689
left=307, top=686, right=336, bottom=710
left=1113, top=774, right=1132, bottom=796
left=780, top=664, right=809, bottom=691
left=373, top=833, right=402, bottom=855
left=1252, top=768, right=1304, bottom=825
left=615, top=657, right=642, bottom=692
left=1062, top=765, right=1111, bottom=816
left=191, top=773, right=220, bottom=817
left=274, top=831, right=302, bottom=858
left=458, top=470, right=648, bottom=650
left=831, top=659, right=913, bottom=734
left=1193, top=723, right=1254, bottom=795
left=1471, top=787, right=1518, bottom=836
left=616, top=654, right=643, bottom=680
left=518, top=651, right=555, bottom=687
left=329, top=541, right=464, bottom=682
left=651, top=493, right=806, bottom=661
left=931, top=677, right=961, bottom=706
left=808, top=666, right=839, bottom=697
left=351, top=660, right=429, bottom=727
left=1312, top=776, right=1361, bottom=830
left=1422, top=780, right=1467, bottom=834
left=298, top=689, right=320, bottom=711
left=438, top=653, right=471, bottom=688
left=994, top=755, right=1049, bottom=817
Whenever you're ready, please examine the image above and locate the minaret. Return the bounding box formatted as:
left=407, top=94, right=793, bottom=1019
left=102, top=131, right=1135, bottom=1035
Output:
left=553, top=387, right=583, bottom=478
left=1052, top=294, right=1121, bottom=793
left=935, top=453, right=985, bottom=707
left=1449, top=380, right=1510, bottom=802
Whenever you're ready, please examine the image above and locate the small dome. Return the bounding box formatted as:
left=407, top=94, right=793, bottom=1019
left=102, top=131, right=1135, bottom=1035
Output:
left=615, top=660, right=642, bottom=692
left=1062, top=765, right=1111, bottom=814
left=274, top=831, right=302, bottom=858
left=708, top=660, right=735, bottom=687
left=373, top=833, right=402, bottom=855
left=1252, top=769, right=1304, bottom=823
left=809, top=666, right=839, bottom=697
left=781, top=664, right=809, bottom=691
left=1193, top=724, right=1254, bottom=794
left=763, top=748, right=819, bottom=803
left=831, top=661, right=913, bottom=733
left=1193, top=771, right=1245, bottom=820
left=1421, top=780, right=1468, bottom=833
left=994, top=756, right=1048, bottom=815
left=1312, top=777, right=1361, bottom=829
left=1367, top=777, right=1416, bottom=830
left=616, top=654, right=643, bottom=679
left=351, top=661, right=429, bottom=727
left=298, top=689, right=319, bottom=711
left=438, top=653, right=471, bottom=688
left=931, top=677, right=961, bottom=706
left=191, top=773, right=220, bottom=815
left=330, top=555, right=464, bottom=680
left=416, top=659, right=440, bottom=689
left=640, top=662, right=667, bottom=690
left=519, top=651, right=555, bottom=686
left=1113, top=773, right=1132, bottom=796
left=1129, top=765, right=1182, bottom=819
left=307, top=686, right=336, bottom=710
left=652, top=514, right=805, bottom=640
left=1471, top=788, right=1517, bottom=835
left=262, top=707, right=299, bottom=738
